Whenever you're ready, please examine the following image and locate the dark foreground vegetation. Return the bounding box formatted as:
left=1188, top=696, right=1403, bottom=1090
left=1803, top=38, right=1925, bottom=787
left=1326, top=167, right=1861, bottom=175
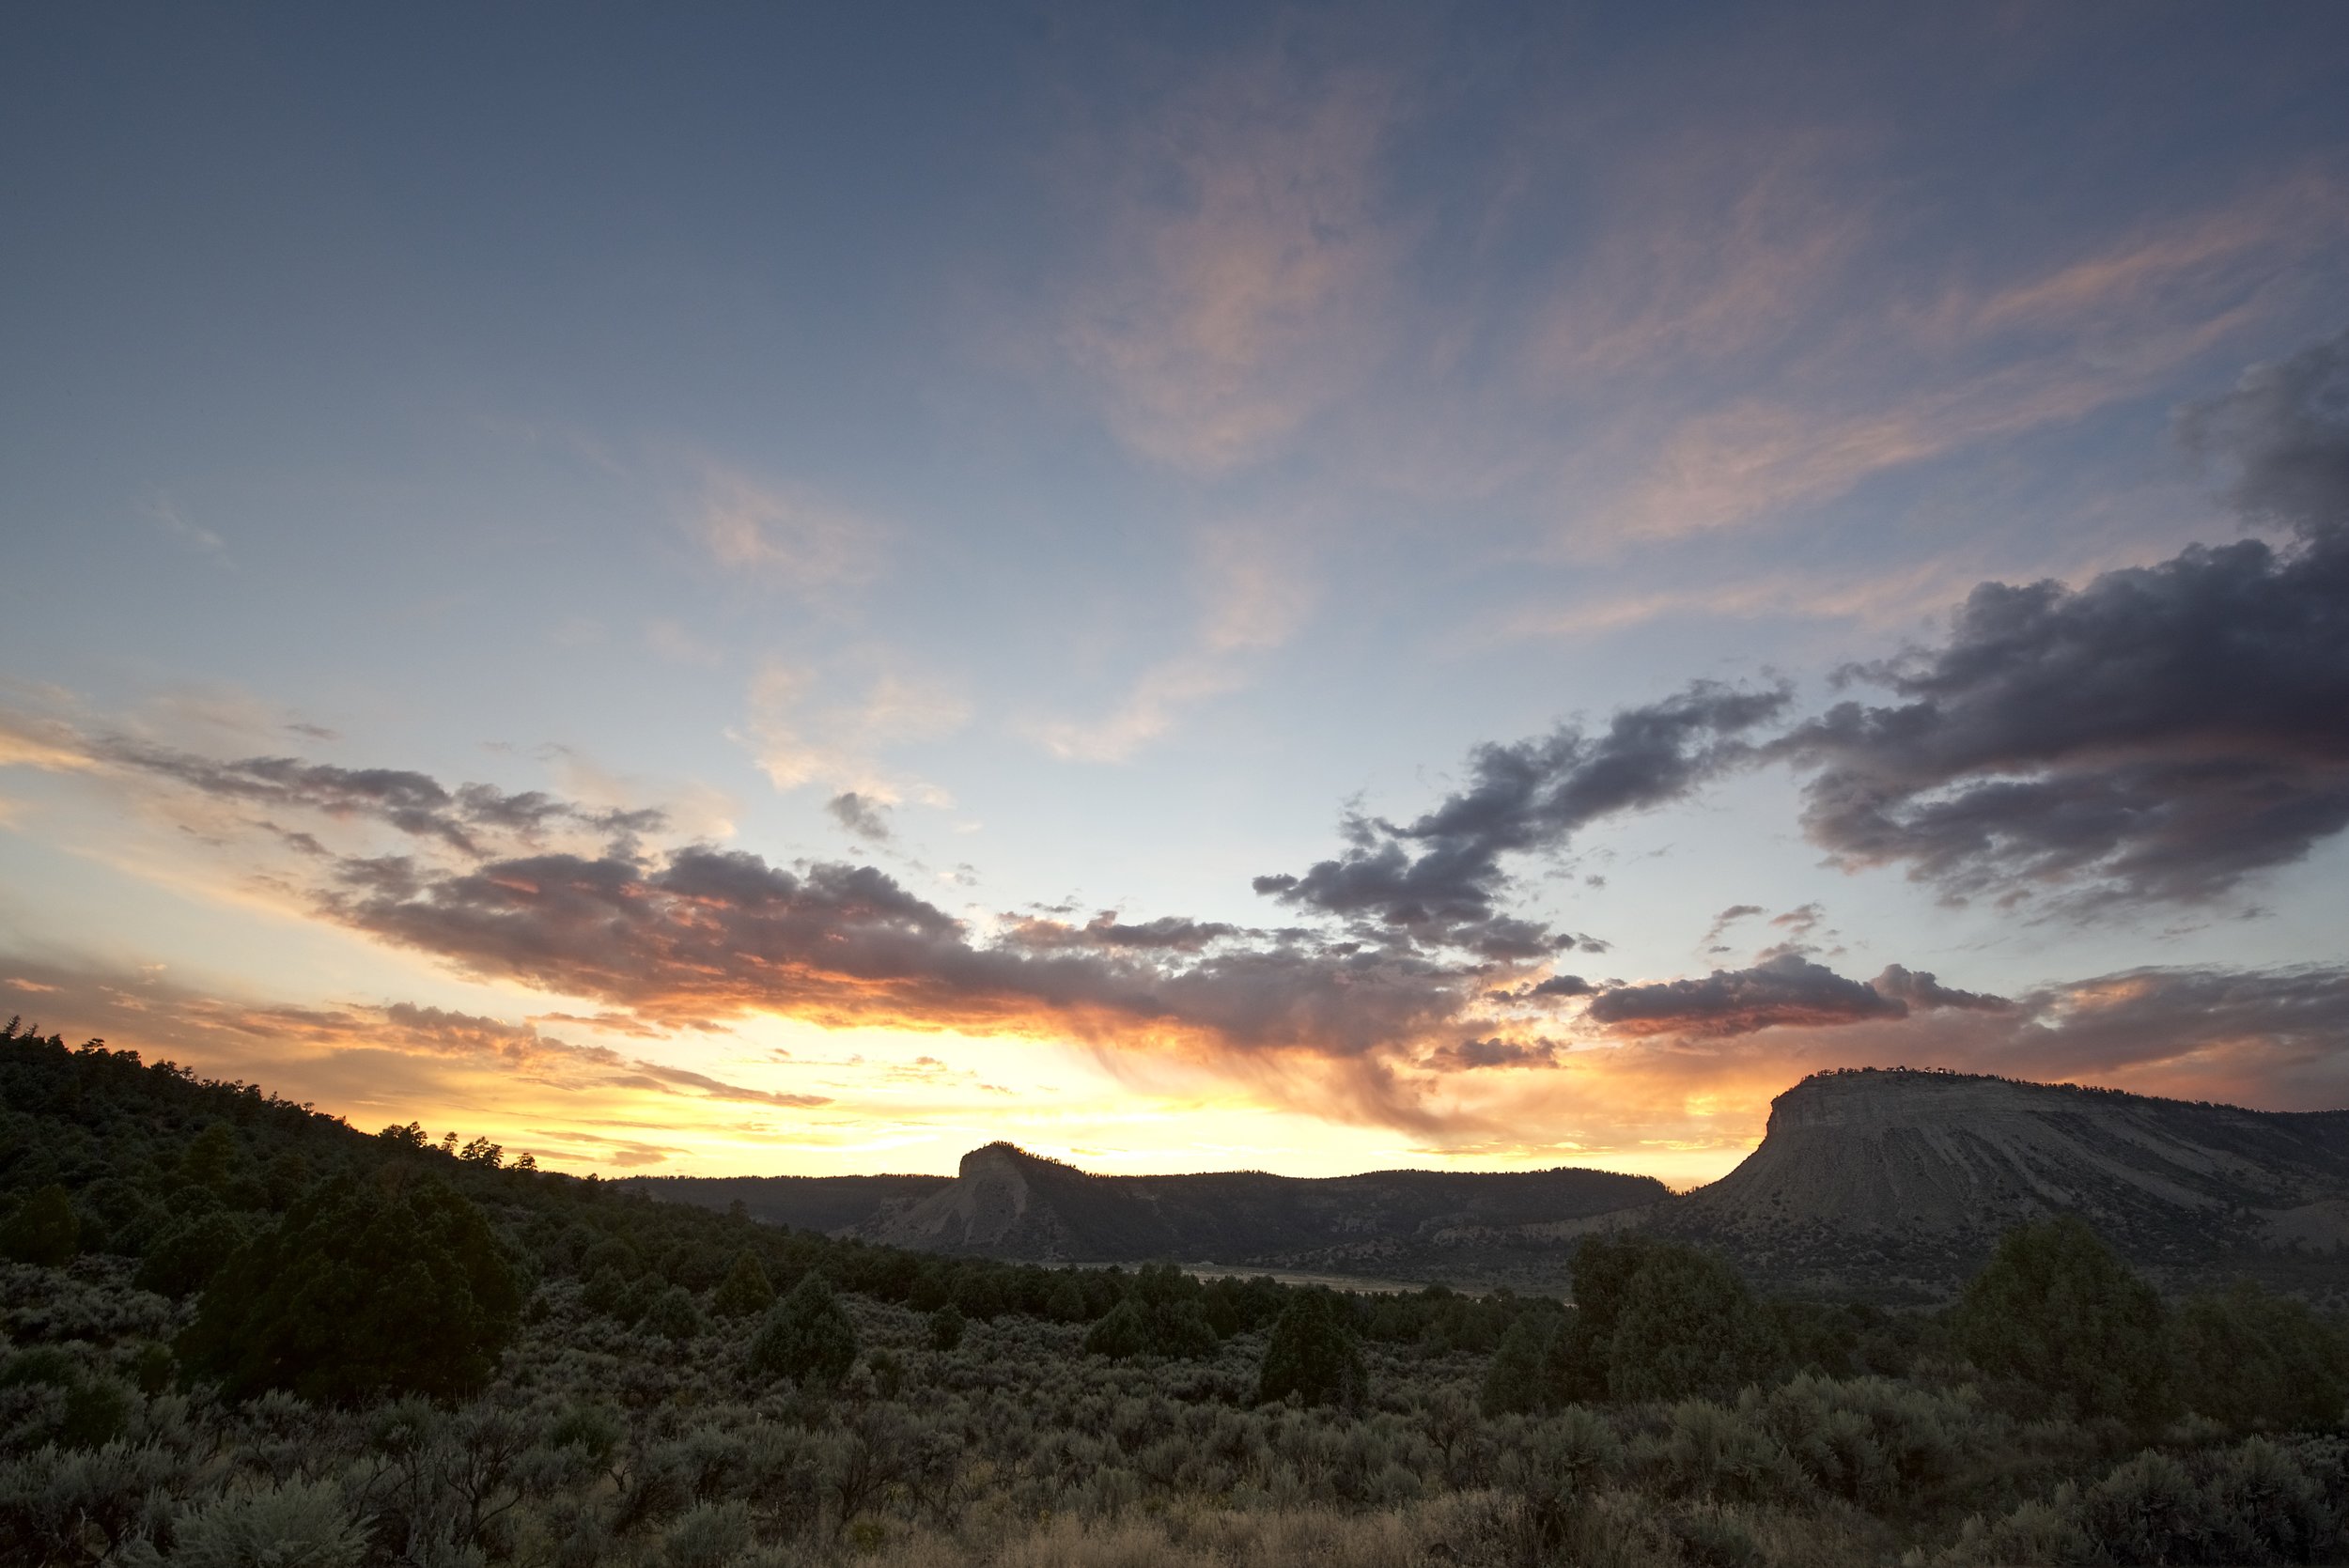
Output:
left=7, top=1020, right=2349, bottom=1566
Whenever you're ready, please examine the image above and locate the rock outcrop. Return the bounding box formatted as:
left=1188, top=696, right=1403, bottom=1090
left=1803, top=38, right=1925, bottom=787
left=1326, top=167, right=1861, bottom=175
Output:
left=1657, top=1067, right=2349, bottom=1296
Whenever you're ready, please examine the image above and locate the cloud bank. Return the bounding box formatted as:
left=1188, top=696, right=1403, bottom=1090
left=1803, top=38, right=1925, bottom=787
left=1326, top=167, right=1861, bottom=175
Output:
left=1774, top=330, right=2349, bottom=911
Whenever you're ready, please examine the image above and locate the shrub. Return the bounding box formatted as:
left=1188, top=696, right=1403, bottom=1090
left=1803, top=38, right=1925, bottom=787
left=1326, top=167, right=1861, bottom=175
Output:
left=0, top=1347, right=132, bottom=1449
left=1939, top=1436, right=2347, bottom=1566
left=1672, top=1502, right=1767, bottom=1568
left=548, top=1402, right=627, bottom=1467
left=1257, top=1289, right=1365, bottom=1407
left=1744, top=1374, right=1971, bottom=1507
left=177, top=1172, right=524, bottom=1405
left=929, top=1303, right=966, bottom=1352
left=747, top=1272, right=858, bottom=1389
left=664, top=1498, right=754, bottom=1568
left=172, top=1479, right=369, bottom=1568
left=1500, top=1405, right=1624, bottom=1548
left=1951, top=1217, right=2170, bottom=1424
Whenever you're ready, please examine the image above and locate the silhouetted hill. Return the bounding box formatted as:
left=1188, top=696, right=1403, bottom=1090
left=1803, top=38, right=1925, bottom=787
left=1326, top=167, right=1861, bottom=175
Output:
left=854, top=1141, right=1669, bottom=1281
left=1656, top=1067, right=2349, bottom=1299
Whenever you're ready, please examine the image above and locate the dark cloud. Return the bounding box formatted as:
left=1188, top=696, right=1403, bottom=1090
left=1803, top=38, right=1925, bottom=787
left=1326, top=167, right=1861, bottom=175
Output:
left=1699, top=904, right=1765, bottom=949
left=1527, top=973, right=1595, bottom=999
left=1428, top=1035, right=1561, bottom=1070
left=1004, top=911, right=1240, bottom=953
left=1772, top=331, right=2349, bottom=912
left=1254, top=681, right=1791, bottom=955
left=2178, top=326, right=2349, bottom=541
left=824, top=790, right=893, bottom=843
left=1585, top=954, right=1908, bottom=1038
left=1489, top=972, right=1596, bottom=1003
left=1869, top=964, right=2013, bottom=1013
left=1997, top=964, right=2349, bottom=1093
left=88, top=736, right=666, bottom=855
left=1737, top=965, right=2349, bottom=1112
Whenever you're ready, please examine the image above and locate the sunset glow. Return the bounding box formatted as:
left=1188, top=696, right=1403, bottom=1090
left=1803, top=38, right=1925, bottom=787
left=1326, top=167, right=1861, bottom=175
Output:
left=6, top=6, right=2347, bottom=1188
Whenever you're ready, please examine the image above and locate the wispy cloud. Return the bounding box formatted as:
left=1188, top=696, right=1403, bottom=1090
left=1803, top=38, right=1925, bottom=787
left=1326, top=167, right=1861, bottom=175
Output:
left=1062, top=54, right=1402, bottom=475
left=1030, top=519, right=1316, bottom=762
left=692, top=464, right=881, bottom=591
left=1532, top=131, right=1875, bottom=385
left=1487, top=559, right=1974, bottom=644
left=141, top=491, right=225, bottom=553
left=644, top=618, right=725, bottom=667
left=742, top=662, right=969, bottom=803
left=1582, top=173, right=2348, bottom=542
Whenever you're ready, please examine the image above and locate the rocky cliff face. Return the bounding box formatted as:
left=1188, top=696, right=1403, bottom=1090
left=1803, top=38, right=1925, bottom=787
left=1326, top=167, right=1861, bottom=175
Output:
left=859, top=1142, right=1108, bottom=1257
left=1657, top=1068, right=2349, bottom=1296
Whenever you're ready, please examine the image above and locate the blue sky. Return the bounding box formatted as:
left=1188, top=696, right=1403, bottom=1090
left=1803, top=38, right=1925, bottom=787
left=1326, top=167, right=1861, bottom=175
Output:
left=5, top=3, right=2348, bottom=1183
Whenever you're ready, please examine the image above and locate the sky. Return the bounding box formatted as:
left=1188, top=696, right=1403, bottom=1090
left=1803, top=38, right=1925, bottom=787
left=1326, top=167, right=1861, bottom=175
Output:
left=4, top=3, right=2348, bottom=1188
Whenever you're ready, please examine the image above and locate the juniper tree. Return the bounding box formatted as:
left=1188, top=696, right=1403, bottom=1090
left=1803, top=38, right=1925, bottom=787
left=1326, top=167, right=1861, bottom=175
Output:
left=711, top=1249, right=776, bottom=1317
left=0, top=1184, right=79, bottom=1266
left=748, top=1271, right=858, bottom=1389
left=178, top=1171, right=525, bottom=1405
left=1481, top=1310, right=1555, bottom=1416
left=1257, top=1288, right=1365, bottom=1407
left=1952, top=1216, right=2170, bottom=1424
